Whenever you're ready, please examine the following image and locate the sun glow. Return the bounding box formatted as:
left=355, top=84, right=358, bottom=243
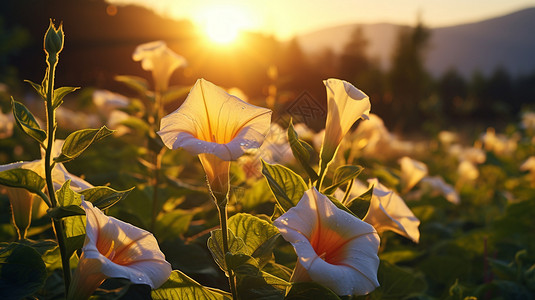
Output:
left=194, top=5, right=254, bottom=44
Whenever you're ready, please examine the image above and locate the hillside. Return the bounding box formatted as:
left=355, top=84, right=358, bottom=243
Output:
left=297, top=7, right=535, bottom=77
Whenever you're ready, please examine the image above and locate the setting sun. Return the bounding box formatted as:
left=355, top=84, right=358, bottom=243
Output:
left=193, top=5, right=254, bottom=44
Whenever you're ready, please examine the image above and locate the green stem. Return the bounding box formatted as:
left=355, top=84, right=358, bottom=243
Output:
left=342, top=179, right=354, bottom=205
left=150, top=148, right=165, bottom=231
left=216, top=198, right=237, bottom=300
left=44, top=58, right=71, bottom=295
left=316, top=162, right=328, bottom=190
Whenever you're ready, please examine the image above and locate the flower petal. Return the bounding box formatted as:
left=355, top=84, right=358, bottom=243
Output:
left=158, top=78, right=271, bottom=161
left=274, top=188, right=380, bottom=296
left=363, top=179, right=420, bottom=243
left=81, top=201, right=172, bottom=289
left=320, top=79, right=371, bottom=164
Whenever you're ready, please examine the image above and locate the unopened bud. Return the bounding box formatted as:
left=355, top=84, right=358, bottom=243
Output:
left=44, top=19, right=64, bottom=61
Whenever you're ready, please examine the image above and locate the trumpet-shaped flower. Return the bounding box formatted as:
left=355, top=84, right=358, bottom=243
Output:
left=320, top=79, right=370, bottom=167
left=420, top=176, right=460, bottom=205
left=68, top=201, right=172, bottom=300
left=363, top=178, right=420, bottom=243
left=274, top=188, right=380, bottom=296
left=158, top=78, right=272, bottom=196
left=132, top=40, right=187, bottom=92
left=0, top=140, right=93, bottom=238
left=399, top=156, right=428, bottom=193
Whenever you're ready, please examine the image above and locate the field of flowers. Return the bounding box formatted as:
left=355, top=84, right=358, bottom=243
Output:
left=0, top=21, right=534, bottom=300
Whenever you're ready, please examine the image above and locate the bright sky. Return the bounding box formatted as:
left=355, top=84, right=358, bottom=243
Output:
left=108, top=0, right=535, bottom=40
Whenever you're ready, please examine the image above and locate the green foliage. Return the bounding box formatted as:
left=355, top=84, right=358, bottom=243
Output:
left=11, top=98, right=47, bottom=144
left=47, top=180, right=85, bottom=219
left=286, top=282, right=341, bottom=299
left=80, top=186, right=134, bottom=210
left=52, top=86, right=79, bottom=109
left=0, top=168, right=46, bottom=197
left=323, top=165, right=364, bottom=195
left=54, top=126, right=114, bottom=163
left=228, top=213, right=280, bottom=268
left=152, top=270, right=231, bottom=300
left=261, top=161, right=307, bottom=212
left=0, top=242, right=47, bottom=299
left=287, top=120, right=318, bottom=182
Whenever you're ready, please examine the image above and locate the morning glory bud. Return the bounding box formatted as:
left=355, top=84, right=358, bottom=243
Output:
left=44, top=19, right=64, bottom=62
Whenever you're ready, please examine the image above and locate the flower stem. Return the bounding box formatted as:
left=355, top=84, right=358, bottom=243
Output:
left=44, top=58, right=71, bottom=295
left=316, top=161, right=328, bottom=190
left=342, top=179, right=354, bottom=205
left=216, top=199, right=237, bottom=300
left=150, top=147, right=165, bottom=231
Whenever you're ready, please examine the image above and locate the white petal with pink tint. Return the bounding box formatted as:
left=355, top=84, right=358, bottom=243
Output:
left=363, top=178, right=420, bottom=243
left=274, top=188, right=380, bottom=296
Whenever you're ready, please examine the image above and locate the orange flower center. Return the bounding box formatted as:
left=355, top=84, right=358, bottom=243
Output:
left=309, top=224, right=349, bottom=265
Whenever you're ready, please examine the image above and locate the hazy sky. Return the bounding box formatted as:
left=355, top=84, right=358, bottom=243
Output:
left=108, top=0, right=535, bottom=39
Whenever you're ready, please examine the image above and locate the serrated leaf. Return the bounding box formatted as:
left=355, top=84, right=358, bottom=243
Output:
left=286, top=282, right=341, bottom=300
left=323, top=165, right=364, bottom=195
left=261, top=160, right=307, bottom=212
left=52, top=86, right=79, bottom=109
left=54, top=126, right=114, bottom=163
left=228, top=213, right=280, bottom=268
left=288, top=120, right=318, bottom=182
left=207, top=229, right=246, bottom=274
left=80, top=186, right=134, bottom=210
left=0, top=168, right=46, bottom=196
left=11, top=99, right=47, bottom=144
left=24, top=79, right=45, bottom=99
left=115, top=75, right=149, bottom=96
left=151, top=270, right=231, bottom=300
left=0, top=243, right=47, bottom=300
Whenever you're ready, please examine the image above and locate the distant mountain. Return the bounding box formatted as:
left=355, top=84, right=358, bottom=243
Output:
left=297, top=7, right=535, bottom=77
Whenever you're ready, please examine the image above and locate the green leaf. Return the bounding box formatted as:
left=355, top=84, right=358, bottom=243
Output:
left=226, top=253, right=289, bottom=300
left=346, top=186, right=373, bottom=219
left=47, top=205, right=85, bottom=219
left=288, top=120, right=318, bottom=182
left=80, top=186, right=134, bottom=210
left=228, top=213, right=280, bottom=268
left=151, top=270, right=232, bottom=300
left=63, top=215, right=86, bottom=258
left=154, top=209, right=194, bottom=241
left=0, top=168, right=46, bottom=195
left=323, top=165, right=364, bottom=195
left=326, top=195, right=359, bottom=218
left=56, top=180, right=82, bottom=207
left=24, top=79, right=45, bottom=99
left=285, top=282, right=341, bottom=300
left=207, top=229, right=246, bottom=273
left=261, top=160, right=308, bottom=212
left=11, top=98, right=47, bottom=144
left=54, top=126, right=114, bottom=163
left=0, top=243, right=47, bottom=299
left=52, top=86, right=80, bottom=109
left=119, top=116, right=151, bottom=134
left=370, top=261, right=427, bottom=300
left=115, top=75, right=149, bottom=96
